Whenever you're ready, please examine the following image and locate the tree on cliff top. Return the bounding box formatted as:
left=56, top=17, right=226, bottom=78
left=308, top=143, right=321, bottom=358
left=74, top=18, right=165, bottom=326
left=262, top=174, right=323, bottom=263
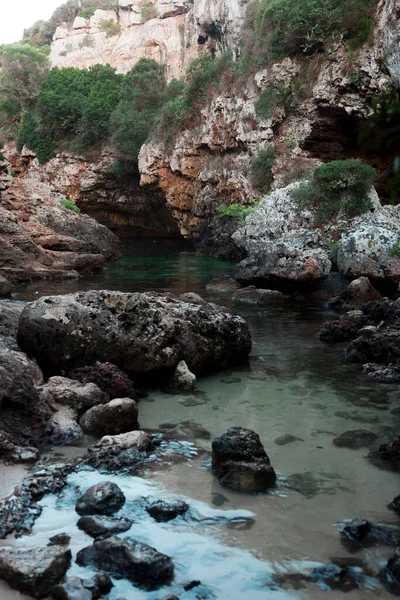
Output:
left=0, top=43, right=49, bottom=121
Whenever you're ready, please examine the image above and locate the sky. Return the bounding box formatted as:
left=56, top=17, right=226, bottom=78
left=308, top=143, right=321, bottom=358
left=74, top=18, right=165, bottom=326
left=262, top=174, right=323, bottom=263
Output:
left=0, top=0, right=63, bottom=45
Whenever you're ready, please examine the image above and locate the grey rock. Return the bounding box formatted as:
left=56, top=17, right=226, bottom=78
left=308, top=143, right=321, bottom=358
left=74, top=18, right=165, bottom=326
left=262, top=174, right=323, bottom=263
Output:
left=39, top=377, right=109, bottom=415
left=232, top=286, right=284, bottom=305
left=75, top=481, right=125, bottom=516
left=212, top=427, right=276, bottom=493
left=79, top=397, right=139, bottom=437
left=166, top=360, right=196, bottom=392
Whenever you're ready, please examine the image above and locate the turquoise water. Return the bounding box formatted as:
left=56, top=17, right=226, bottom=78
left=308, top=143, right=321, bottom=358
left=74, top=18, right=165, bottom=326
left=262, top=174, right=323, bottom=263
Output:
left=8, top=238, right=400, bottom=599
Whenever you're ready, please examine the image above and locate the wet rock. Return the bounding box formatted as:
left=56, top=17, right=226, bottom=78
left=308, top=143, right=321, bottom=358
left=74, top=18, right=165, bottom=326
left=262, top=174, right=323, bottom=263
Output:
left=79, top=398, right=139, bottom=437
left=48, top=534, right=71, bottom=546
left=49, top=405, right=83, bottom=446
left=308, top=563, right=359, bottom=592
left=76, top=536, right=174, bottom=590
left=364, top=363, right=400, bottom=382
left=145, top=499, right=189, bottom=522
left=388, top=494, right=400, bottom=516
left=75, top=481, right=125, bottom=516
left=380, top=548, right=400, bottom=594
left=318, top=316, right=366, bottom=343
left=274, top=434, right=304, bottom=446
left=83, top=430, right=153, bottom=472
left=232, top=286, right=284, bottom=305
left=69, top=362, right=136, bottom=401
left=17, top=290, right=252, bottom=377
left=166, top=360, right=196, bottom=392
left=343, top=518, right=372, bottom=541
left=39, top=377, right=109, bottom=415
left=52, top=572, right=113, bottom=600
left=345, top=277, right=382, bottom=310
left=212, top=427, right=276, bottom=493
left=0, top=544, right=71, bottom=598
left=206, top=275, right=240, bottom=293
left=0, top=301, right=24, bottom=341
left=346, top=331, right=400, bottom=365
left=77, top=515, right=133, bottom=538
left=0, top=275, right=11, bottom=297
left=378, top=436, right=400, bottom=469
left=333, top=430, right=378, bottom=449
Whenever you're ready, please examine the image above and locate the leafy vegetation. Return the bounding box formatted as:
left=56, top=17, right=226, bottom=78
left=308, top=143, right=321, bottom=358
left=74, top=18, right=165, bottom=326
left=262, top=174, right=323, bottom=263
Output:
left=79, top=35, right=95, bottom=49
left=78, top=6, right=99, bottom=19
left=60, top=197, right=80, bottom=212
left=141, top=3, right=158, bottom=22
left=292, top=159, right=376, bottom=221
left=99, top=19, right=121, bottom=37
left=0, top=142, right=4, bottom=162
left=250, top=149, right=275, bottom=192
left=216, top=201, right=259, bottom=225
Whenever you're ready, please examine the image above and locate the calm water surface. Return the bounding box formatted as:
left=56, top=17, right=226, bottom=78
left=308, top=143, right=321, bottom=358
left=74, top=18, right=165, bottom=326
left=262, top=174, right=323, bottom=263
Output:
left=4, top=238, right=400, bottom=599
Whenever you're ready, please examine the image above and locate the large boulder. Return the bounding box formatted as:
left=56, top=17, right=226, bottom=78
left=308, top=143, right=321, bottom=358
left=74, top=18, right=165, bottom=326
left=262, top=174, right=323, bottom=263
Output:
left=17, top=290, right=252, bottom=377
left=212, top=427, right=276, bottom=493
left=0, top=544, right=71, bottom=598
left=0, top=301, right=24, bottom=341
left=76, top=536, right=174, bottom=590
left=79, top=398, right=139, bottom=437
left=233, top=184, right=332, bottom=289
left=75, top=481, right=126, bottom=516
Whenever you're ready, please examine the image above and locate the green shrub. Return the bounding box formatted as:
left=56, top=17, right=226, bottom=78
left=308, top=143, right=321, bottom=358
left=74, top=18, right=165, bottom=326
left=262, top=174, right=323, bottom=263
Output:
left=0, top=142, right=4, bottom=162
left=60, top=197, right=80, bottom=212
left=216, top=201, right=259, bottom=225
left=17, top=112, right=57, bottom=163
left=250, top=148, right=275, bottom=192
left=330, top=239, right=340, bottom=264
left=78, top=6, right=99, bottom=18
left=99, top=19, right=120, bottom=37
left=79, top=35, right=95, bottom=48
left=292, top=158, right=375, bottom=221
left=141, top=3, right=158, bottom=22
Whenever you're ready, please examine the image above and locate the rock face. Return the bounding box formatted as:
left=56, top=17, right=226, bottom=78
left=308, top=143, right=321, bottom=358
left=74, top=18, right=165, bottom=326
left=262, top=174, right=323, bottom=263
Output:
left=76, top=536, right=174, bottom=590
left=75, top=481, right=126, bottom=516
left=0, top=545, right=71, bottom=598
left=212, top=427, right=276, bottom=493
left=0, top=173, right=120, bottom=286
left=79, top=397, right=139, bottom=436
left=17, top=290, right=252, bottom=377
left=50, top=1, right=246, bottom=80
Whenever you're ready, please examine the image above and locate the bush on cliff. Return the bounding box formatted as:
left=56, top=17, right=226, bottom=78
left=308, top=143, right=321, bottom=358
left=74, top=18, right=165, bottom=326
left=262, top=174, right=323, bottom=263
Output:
left=250, top=149, right=275, bottom=193
left=292, top=158, right=376, bottom=221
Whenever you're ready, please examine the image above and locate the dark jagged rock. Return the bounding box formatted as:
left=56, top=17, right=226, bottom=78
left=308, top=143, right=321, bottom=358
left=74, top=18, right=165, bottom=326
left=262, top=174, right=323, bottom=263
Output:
left=79, top=398, right=139, bottom=437
left=0, top=545, right=71, bottom=598
left=75, top=482, right=125, bottom=516
left=76, top=536, right=174, bottom=590
left=0, top=301, right=24, bottom=341
left=51, top=572, right=113, bottom=600
left=333, top=430, right=378, bottom=449
left=212, top=427, right=276, bottom=493
left=343, top=519, right=372, bottom=541
left=17, top=290, right=252, bottom=378
left=380, top=548, right=400, bottom=594
left=388, top=494, right=400, bottom=516
left=48, top=534, right=71, bottom=546
left=145, top=500, right=189, bottom=522
left=378, top=436, right=400, bottom=469
left=232, top=286, right=284, bottom=305
left=318, top=316, right=366, bottom=343
left=346, top=331, right=400, bottom=365
left=77, top=515, right=133, bottom=538
left=69, top=362, right=136, bottom=400
left=83, top=431, right=153, bottom=473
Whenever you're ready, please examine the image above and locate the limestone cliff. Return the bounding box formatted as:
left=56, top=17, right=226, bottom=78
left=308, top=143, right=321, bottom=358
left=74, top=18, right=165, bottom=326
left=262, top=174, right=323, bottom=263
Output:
left=138, top=0, right=400, bottom=256
left=50, top=0, right=246, bottom=80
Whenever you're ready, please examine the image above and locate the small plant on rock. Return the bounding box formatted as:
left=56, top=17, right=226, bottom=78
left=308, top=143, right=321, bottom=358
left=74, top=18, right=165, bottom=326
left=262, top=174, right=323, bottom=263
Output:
left=292, top=158, right=375, bottom=222
left=216, top=201, right=259, bottom=226
left=60, top=198, right=80, bottom=213
left=79, top=34, right=95, bottom=48
left=141, top=3, right=158, bottom=22
left=99, top=18, right=120, bottom=37
left=250, top=148, right=275, bottom=193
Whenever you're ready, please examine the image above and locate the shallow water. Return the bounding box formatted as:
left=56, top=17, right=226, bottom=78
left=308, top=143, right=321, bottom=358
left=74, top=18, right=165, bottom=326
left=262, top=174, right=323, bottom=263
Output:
left=4, top=238, right=400, bottom=599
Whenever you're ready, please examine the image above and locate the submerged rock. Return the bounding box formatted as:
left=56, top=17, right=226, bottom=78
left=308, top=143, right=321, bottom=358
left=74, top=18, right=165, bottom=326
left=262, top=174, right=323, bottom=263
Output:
left=0, top=544, right=71, bottom=598
left=69, top=362, right=136, bottom=400
left=380, top=548, right=400, bottom=594
left=75, top=481, right=126, bottom=516
left=145, top=499, right=189, bottom=522
left=79, top=397, right=139, bottom=437
left=232, top=286, right=284, bottom=305
left=212, top=427, right=276, bottom=493
left=77, top=515, right=133, bottom=539
left=333, top=430, right=378, bottom=449
left=388, top=494, right=400, bottom=516
left=274, top=434, right=304, bottom=446
left=18, top=290, right=252, bottom=377
left=206, top=275, right=240, bottom=293
left=76, top=536, right=174, bottom=590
